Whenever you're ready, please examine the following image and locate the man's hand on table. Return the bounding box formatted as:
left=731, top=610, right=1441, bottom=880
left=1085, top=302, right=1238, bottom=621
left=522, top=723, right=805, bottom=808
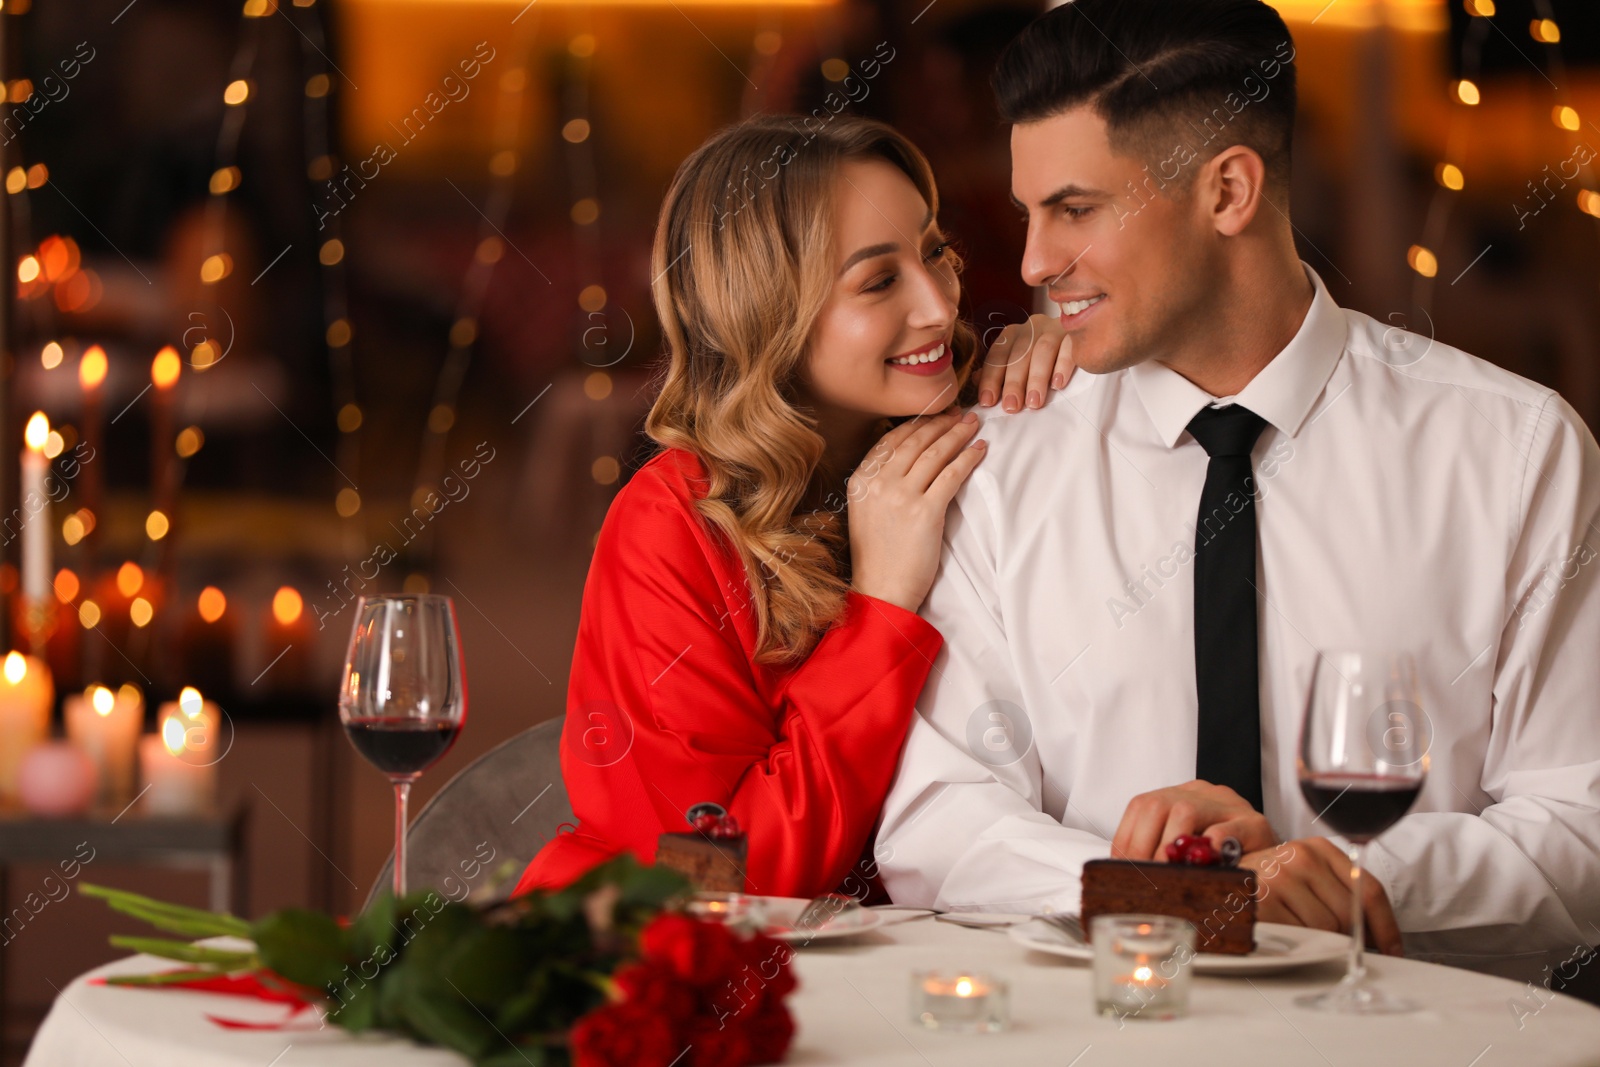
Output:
left=1240, top=837, right=1404, bottom=956
left=1110, top=779, right=1278, bottom=861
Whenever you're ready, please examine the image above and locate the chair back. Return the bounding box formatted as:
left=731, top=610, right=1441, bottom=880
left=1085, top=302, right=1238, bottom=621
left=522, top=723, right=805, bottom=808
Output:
left=364, top=716, right=570, bottom=910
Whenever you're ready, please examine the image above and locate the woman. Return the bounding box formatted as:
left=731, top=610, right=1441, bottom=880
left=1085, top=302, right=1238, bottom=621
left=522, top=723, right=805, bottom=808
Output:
left=514, top=114, right=1071, bottom=899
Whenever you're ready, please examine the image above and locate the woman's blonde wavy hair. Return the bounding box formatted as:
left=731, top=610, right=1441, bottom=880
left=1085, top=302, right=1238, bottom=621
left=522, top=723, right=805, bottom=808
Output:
left=645, top=113, right=978, bottom=665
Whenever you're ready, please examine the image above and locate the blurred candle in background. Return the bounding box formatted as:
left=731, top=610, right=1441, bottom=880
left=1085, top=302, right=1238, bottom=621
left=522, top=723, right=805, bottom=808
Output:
left=64, top=683, right=143, bottom=807
left=78, top=345, right=107, bottom=536
left=20, top=413, right=52, bottom=604
left=150, top=347, right=181, bottom=522
left=142, top=687, right=220, bottom=815
left=0, top=651, right=54, bottom=805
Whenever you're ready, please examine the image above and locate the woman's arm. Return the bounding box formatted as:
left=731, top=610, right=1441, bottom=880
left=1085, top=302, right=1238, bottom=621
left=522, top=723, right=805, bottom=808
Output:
left=559, top=485, right=943, bottom=898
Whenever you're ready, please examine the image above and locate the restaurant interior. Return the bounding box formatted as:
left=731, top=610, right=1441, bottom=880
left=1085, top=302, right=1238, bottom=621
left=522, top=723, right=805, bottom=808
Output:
left=0, top=0, right=1597, bottom=1062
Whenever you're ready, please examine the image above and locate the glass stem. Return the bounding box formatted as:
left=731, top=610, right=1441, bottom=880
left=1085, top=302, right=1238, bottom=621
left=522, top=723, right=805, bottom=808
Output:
left=393, top=779, right=411, bottom=898
left=1347, top=842, right=1366, bottom=984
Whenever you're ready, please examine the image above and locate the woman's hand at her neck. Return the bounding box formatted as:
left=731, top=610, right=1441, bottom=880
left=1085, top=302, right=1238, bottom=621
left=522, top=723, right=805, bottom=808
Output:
left=845, top=411, right=987, bottom=614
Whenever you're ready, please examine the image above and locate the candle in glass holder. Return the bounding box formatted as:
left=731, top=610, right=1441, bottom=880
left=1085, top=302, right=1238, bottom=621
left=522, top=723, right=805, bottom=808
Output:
left=910, top=971, right=1010, bottom=1032
left=141, top=687, right=220, bottom=814
left=1090, top=914, right=1196, bottom=1021
left=64, top=683, right=143, bottom=806
left=0, top=651, right=53, bottom=804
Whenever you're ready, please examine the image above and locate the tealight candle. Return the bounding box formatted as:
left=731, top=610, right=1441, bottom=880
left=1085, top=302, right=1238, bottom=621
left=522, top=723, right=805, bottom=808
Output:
left=1091, top=914, right=1196, bottom=1022
left=0, top=651, right=54, bottom=804
left=64, top=683, right=143, bottom=806
left=910, top=971, right=1009, bottom=1032
left=686, top=892, right=759, bottom=930
left=141, top=687, right=221, bottom=815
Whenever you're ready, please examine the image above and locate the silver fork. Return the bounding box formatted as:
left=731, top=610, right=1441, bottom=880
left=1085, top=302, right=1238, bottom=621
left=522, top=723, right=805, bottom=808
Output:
left=1034, top=912, right=1087, bottom=945
left=791, top=892, right=861, bottom=933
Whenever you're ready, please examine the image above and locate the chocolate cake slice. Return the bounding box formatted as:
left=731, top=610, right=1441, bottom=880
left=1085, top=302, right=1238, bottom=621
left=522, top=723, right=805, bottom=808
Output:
left=655, top=803, right=748, bottom=893
left=1080, top=859, right=1258, bottom=955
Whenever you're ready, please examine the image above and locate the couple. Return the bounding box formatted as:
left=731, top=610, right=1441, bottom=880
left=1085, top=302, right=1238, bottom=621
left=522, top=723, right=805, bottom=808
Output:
left=516, top=0, right=1600, bottom=983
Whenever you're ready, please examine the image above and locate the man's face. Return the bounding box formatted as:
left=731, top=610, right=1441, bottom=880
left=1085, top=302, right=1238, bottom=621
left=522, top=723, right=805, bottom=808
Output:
left=1011, top=106, right=1212, bottom=375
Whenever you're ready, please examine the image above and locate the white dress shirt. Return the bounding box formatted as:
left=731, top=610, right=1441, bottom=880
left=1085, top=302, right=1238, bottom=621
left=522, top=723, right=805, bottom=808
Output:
left=877, top=266, right=1600, bottom=980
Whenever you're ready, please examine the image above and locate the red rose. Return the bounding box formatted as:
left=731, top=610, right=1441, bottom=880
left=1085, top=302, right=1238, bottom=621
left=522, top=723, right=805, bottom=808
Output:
left=738, top=935, right=798, bottom=1005
left=615, top=961, right=698, bottom=1018
left=685, top=1016, right=754, bottom=1067
left=571, top=1001, right=682, bottom=1067
left=640, top=913, right=743, bottom=986
left=744, top=1004, right=796, bottom=1065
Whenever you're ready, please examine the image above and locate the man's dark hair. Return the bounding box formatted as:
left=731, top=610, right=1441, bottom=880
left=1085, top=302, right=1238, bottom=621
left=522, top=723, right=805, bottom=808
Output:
left=993, top=0, right=1298, bottom=188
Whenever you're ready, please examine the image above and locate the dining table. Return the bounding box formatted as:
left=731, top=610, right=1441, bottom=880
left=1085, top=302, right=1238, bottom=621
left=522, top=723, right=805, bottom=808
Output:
left=23, top=909, right=1600, bottom=1066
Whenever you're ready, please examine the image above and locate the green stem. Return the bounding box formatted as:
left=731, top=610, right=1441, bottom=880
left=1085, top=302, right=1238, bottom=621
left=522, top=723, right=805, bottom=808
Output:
left=108, top=936, right=259, bottom=969
left=80, top=883, right=253, bottom=938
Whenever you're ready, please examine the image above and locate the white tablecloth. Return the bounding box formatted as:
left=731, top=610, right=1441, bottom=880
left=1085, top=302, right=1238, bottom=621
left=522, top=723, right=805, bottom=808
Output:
left=25, top=915, right=1600, bottom=1066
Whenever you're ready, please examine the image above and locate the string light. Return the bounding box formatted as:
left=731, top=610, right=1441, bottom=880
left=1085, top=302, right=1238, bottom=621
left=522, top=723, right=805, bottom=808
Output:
left=1407, top=245, right=1438, bottom=278
left=1412, top=0, right=1595, bottom=320
left=405, top=13, right=542, bottom=568
left=198, top=587, right=227, bottom=622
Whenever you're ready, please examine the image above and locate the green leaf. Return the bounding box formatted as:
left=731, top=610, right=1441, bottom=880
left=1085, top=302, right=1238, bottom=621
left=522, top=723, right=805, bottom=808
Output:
left=107, top=936, right=257, bottom=969
left=402, top=983, right=500, bottom=1061
left=252, top=909, right=349, bottom=991
left=348, top=891, right=399, bottom=963
left=443, top=926, right=531, bottom=1006
left=324, top=975, right=380, bottom=1033
left=477, top=1042, right=555, bottom=1067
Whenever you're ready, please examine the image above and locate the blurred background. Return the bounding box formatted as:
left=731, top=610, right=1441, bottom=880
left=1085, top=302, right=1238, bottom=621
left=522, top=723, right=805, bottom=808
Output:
left=0, top=0, right=1595, bottom=1059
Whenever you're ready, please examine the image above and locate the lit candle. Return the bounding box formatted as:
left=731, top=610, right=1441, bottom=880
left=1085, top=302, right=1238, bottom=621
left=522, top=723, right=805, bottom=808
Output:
left=64, top=683, right=143, bottom=807
left=20, top=412, right=51, bottom=602
left=150, top=346, right=180, bottom=521
left=911, top=971, right=1009, bottom=1032
left=140, top=688, right=219, bottom=815
left=0, top=651, right=54, bottom=804
left=79, top=345, right=107, bottom=531
left=1090, top=915, right=1194, bottom=1021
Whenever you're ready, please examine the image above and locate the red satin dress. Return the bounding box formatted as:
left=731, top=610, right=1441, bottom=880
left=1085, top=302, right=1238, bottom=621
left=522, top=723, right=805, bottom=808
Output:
left=513, top=447, right=943, bottom=899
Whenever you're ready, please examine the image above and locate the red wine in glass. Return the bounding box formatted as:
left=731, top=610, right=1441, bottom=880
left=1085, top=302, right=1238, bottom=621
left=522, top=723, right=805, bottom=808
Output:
left=1298, top=774, right=1423, bottom=843
left=339, top=594, right=467, bottom=898
left=344, top=718, right=461, bottom=778
left=1296, top=650, right=1428, bottom=1014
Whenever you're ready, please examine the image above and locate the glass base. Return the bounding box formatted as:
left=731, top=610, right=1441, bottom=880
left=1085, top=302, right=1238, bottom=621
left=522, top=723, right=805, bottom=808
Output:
left=1295, top=978, right=1415, bottom=1014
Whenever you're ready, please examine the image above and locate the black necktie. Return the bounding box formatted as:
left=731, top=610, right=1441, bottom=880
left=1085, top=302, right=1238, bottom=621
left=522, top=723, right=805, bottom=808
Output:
left=1187, top=404, right=1268, bottom=813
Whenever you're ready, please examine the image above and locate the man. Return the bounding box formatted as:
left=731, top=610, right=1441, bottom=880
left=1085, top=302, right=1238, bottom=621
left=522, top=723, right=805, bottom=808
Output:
left=876, top=0, right=1600, bottom=982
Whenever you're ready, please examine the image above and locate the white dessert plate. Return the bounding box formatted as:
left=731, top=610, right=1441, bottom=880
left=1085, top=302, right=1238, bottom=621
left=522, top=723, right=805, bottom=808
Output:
left=756, top=896, right=885, bottom=943
left=1009, top=919, right=1350, bottom=976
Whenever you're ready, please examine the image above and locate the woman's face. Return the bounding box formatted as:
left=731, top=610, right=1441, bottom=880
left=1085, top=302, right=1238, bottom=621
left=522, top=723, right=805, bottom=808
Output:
left=801, top=158, right=960, bottom=423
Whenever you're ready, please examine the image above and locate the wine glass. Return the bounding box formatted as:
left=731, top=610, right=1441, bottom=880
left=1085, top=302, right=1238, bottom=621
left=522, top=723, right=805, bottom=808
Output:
left=1295, top=650, right=1428, bottom=1013
left=339, top=594, right=466, bottom=898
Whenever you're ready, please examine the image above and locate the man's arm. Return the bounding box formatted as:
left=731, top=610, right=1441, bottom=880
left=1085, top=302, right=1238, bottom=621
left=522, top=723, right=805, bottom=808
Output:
left=876, top=468, right=1111, bottom=912
left=1365, top=393, right=1600, bottom=962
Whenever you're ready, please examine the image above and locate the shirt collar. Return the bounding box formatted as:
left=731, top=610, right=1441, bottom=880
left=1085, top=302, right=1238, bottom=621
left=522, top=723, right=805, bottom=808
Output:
left=1130, top=264, right=1347, bottom=448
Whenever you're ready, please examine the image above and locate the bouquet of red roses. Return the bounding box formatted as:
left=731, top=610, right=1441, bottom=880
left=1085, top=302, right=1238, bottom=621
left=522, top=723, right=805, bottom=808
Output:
left=82, top=857, right=796, bottom=1067
left=573, top=912, right=795, bottom=1067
